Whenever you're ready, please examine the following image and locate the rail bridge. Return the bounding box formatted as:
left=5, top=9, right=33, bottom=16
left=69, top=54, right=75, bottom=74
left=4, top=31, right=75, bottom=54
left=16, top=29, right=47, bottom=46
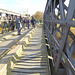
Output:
left=0, top=0, right=75, bottom=75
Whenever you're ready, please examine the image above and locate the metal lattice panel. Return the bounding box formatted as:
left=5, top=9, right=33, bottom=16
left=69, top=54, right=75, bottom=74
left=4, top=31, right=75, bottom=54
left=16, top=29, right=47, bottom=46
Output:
left=44, top=0, right=75, bottom=75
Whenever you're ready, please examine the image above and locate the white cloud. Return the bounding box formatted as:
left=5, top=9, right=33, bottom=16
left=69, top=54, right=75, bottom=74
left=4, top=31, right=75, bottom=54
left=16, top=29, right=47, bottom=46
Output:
left=0, top=0, right=8, bottom=3
left=13, top=0, right=47, bottom=15
left=16, top=0, right=32, bottom=4
left=0, top=0, right=47, bottom=16
left=27, top=0, right=47, bottom=15
left=0, top=4, right=6, bottom=9
left=13, top=0, right=32, bottom=14
left=30, top=0, right=46, bottom=14
left=15, top=0, right=32, bottom=8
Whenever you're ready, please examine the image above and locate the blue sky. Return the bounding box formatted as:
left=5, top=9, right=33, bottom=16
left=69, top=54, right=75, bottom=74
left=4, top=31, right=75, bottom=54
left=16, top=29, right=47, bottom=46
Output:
left=0, top=0, right=47, bottom=16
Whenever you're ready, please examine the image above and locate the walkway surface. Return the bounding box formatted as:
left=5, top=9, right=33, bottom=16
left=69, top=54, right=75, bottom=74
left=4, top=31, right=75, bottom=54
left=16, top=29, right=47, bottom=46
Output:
left=8, top=26, right=50, bottom=75
left=0, top=27, right=32, bottom=58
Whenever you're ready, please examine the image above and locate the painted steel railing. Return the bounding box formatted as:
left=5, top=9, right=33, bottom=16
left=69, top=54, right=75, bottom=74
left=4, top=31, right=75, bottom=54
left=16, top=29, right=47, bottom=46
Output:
left=0, top=8, right=26, bottom=33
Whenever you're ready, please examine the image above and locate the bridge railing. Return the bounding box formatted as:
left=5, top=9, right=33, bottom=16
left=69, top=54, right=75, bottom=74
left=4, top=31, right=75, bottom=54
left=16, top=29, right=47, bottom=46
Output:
left=44, top=0, right=75, bottom=75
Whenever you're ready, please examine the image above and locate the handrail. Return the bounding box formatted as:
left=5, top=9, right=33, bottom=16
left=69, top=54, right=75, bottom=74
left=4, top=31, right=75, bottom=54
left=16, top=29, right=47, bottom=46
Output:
left=0, top=8, right=26, bottom=17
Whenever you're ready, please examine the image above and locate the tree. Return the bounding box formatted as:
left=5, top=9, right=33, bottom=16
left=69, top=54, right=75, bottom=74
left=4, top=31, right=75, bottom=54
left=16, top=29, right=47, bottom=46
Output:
left=32, top=11, right=43, bottom=22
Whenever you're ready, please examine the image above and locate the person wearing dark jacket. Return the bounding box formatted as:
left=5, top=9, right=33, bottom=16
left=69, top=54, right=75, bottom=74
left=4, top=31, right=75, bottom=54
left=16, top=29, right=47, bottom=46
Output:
left=11, top=19, right=15, bottom=31
left=31, top=16, right=35, bottom=28
left=27, top=18, right=30, bottom=29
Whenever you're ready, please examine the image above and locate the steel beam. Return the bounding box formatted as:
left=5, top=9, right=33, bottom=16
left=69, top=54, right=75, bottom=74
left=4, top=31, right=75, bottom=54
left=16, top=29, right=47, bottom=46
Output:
left=44, top=0, right=75, bottom=75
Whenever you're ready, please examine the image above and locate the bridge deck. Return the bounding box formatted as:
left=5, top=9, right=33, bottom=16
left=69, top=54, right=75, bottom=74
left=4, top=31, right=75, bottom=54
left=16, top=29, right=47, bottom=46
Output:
left=0, top=27, right=32, bottom=59
left=8, top=26, right=50, bottom=75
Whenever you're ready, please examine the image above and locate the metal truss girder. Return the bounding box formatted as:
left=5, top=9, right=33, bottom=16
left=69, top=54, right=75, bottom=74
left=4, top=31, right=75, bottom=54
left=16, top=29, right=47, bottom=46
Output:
left=69, top=31, right=75, bottom=40
left=44, top=0, right=75, bottom=75
left=45, top=19, right=75, bottom=27
left=45, top=0, right=52, bottom=12
left=64, top=4, right=68, bottom=11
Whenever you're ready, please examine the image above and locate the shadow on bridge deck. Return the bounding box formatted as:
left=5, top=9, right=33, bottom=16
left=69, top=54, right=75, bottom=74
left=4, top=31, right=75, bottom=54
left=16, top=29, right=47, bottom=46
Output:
left=7, top=25, right=51, bottom=75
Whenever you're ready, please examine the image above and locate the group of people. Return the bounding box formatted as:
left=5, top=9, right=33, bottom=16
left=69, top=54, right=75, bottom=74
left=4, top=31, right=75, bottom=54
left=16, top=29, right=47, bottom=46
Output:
left=15, top=16, right=36, bottom=35
left=0, top=16, right=16, bottom=33
left=0, top=15, right=37, bottom=35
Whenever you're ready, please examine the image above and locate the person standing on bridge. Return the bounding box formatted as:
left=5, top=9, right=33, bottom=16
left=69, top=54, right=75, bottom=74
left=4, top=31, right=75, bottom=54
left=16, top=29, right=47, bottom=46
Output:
left=11, top=18, right=15, bottom=31
left=27, top=17, right=30, bottom=29
left=20, top=16, right=23, bottom=31
left=31, top=16, right=35, bottom=28
left=15, top=16, right=21, bottom=35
